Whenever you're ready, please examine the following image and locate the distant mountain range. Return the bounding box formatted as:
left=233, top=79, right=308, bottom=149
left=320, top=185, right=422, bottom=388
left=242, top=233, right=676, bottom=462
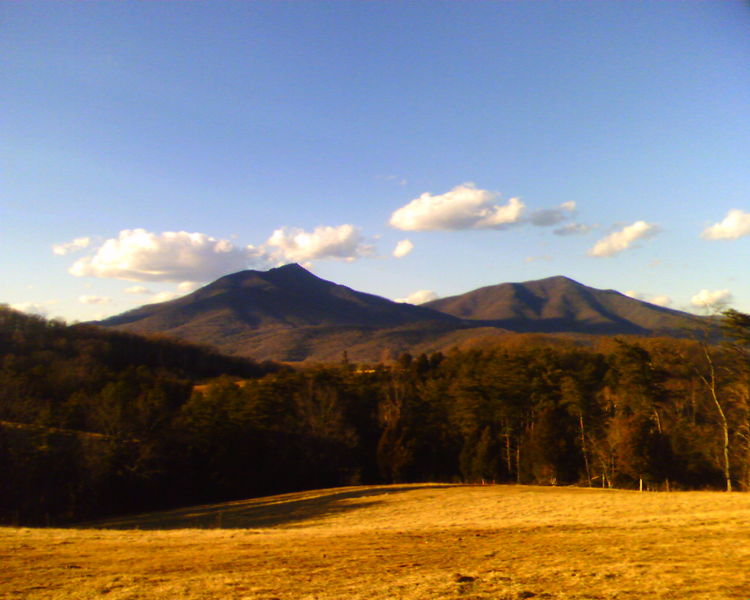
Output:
left=97, top=264, right=705, bottom=362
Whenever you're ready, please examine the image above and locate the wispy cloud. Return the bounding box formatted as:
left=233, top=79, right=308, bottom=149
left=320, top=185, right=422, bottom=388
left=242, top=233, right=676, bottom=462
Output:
left=79, top=295, right=112, bottom=305
left=588, top=221, right=660, bottom=257
left=554, top=223, right=594, bottom=236
left=384, top=174, right=408, bottom=186
left=52, top=237, right=91, bottom=256
left=390, top=183, right=524, bottom=231
left=530, top=201, right=576, bottom=227
left=124, top=285, right=152, bottom=295
left=125, top=281, right=199, bottom=304
left=701, top=209, right=750, bottom=240
left=524, top=255, right=552, bottom=264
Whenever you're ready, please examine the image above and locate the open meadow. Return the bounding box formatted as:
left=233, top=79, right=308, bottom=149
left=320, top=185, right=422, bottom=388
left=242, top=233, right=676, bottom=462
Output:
left=2, top=484, right=749, bottom=600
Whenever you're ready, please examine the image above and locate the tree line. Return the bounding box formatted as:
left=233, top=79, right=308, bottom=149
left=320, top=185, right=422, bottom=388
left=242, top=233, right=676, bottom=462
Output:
left=1, top=305, right=749, bottom=525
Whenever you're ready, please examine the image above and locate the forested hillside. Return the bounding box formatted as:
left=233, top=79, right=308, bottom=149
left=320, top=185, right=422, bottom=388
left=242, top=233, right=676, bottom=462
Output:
left=0, top=306, right=278, bottom=524
left=1, top=306, right=749, bottom=526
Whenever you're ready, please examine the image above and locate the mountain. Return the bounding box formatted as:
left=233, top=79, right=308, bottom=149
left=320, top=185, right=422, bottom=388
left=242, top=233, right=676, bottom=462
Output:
left=103, top=263, right=459, bottom=330
left=97, top=267, right=705, bottom=362
left=98, top=264, right=462, bottom=361
left=424, top=275, right=702, bottom=335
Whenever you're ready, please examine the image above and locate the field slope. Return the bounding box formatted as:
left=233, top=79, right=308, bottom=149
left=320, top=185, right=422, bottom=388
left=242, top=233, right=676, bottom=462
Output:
left=2, top=484, right=749, bottom=599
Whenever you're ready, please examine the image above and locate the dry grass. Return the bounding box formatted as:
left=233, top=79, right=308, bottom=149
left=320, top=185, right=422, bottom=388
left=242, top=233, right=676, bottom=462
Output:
left=2, top=484, right=750, bottom=599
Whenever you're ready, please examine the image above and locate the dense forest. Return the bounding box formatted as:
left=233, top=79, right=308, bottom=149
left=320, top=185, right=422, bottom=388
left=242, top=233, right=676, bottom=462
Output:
left=1, top=305, right=749, bottom=525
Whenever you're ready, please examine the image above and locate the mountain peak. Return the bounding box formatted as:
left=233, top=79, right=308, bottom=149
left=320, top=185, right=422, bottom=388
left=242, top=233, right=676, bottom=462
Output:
left=264, top=262, right=319, bottom=281
left=271, top=262, right=306, bottom=273
left=527, top=275, right=584, bottom=287
left=204, top=263, right=317, bottom=289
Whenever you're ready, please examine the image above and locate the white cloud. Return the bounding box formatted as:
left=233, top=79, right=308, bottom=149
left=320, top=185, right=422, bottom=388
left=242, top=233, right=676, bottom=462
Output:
left=150, top=291, right=180, bottom=303
left=701, top=209, right=750, bottom=240
left=389, top=183, right=524, bottom=231
left=625, top=291, right=672, bottom=307
left=265, top=225, right=373, bottom=263
left=395, top=290, right=440, bottom=305
left=554, top=223, right=593, bottom=236
left=124, top=285, right=151, bottom=295
left=650, top=295, right=672, bottom=307
left=91, top=312, right=115, bottom=321
left=691, top=289, right=733, bottom=309
left=70, top=229, right=261, bottom=282
left=145, top=281, right=200, bottom=304
left=79, top=295, right=112, bottom=305
left=10, top=301, right=55, bottom=316
left=177, top=281, right=199, bottom=293
left=68, top=224, right=376, bottom=285
left=393, top=239, right=414, bottom=258
left=530, top=201, right=576, bottom=227
left=588, top=221, right=660, bottom=257
left=52, top=237, right=91, bottom=256
left=126, top=281, right=199, bottom=305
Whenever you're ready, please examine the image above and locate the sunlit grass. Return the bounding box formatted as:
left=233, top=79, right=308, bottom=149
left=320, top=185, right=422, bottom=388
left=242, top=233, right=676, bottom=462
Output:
left=3, top=484, right=750, bottom=599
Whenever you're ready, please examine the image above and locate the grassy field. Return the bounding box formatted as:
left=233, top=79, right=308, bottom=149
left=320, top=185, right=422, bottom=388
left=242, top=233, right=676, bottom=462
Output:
left=2, top=484, right=749, bottom=599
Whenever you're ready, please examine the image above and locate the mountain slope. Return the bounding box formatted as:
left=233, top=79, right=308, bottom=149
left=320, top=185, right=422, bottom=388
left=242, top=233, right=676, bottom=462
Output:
left=424, top=275, right=702, bottom=335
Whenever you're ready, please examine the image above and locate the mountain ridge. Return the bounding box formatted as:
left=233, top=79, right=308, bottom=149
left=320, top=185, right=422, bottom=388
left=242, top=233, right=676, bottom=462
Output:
left=97, top=265, right=704, bottom=362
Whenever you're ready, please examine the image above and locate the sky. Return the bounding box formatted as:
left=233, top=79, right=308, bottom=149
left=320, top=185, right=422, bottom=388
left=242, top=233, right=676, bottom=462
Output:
left=2, top=1, right=749, bottom=322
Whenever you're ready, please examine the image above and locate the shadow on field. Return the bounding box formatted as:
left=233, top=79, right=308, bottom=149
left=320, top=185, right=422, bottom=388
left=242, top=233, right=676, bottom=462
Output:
left=77, top=485, right=458, bottom=530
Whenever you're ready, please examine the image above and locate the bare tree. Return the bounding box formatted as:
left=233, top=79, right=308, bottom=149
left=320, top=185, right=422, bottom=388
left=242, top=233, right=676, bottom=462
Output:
left=721, top=309, right=750, bottom=491
left=681, top=306, right=735, bottom=491
left=694, top=340, right=732, bottom=491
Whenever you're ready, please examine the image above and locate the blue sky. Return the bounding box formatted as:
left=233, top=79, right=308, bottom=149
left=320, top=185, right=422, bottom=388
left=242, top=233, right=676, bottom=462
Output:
left=2, top=1, right=749, bottom=322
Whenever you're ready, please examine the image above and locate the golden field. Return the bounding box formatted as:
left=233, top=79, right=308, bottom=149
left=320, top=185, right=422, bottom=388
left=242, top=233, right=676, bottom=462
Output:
left=2, top=484, right=749, bottom=599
